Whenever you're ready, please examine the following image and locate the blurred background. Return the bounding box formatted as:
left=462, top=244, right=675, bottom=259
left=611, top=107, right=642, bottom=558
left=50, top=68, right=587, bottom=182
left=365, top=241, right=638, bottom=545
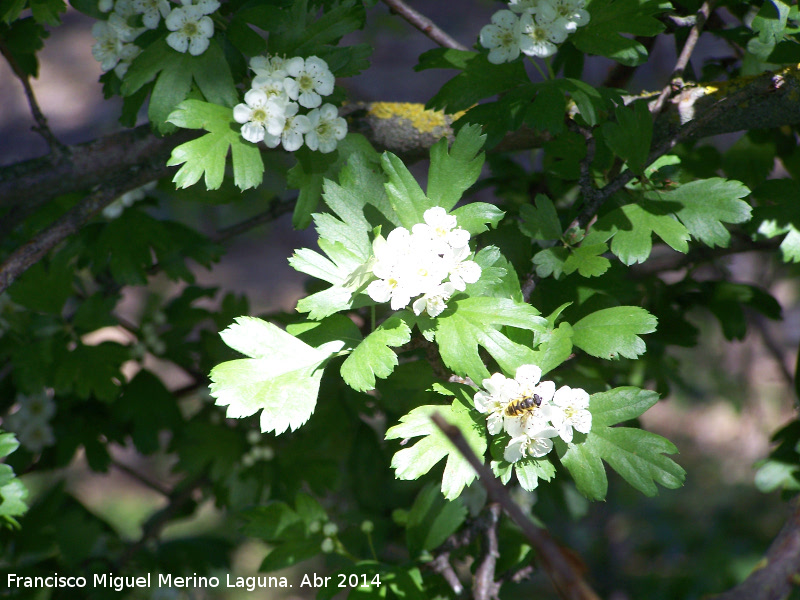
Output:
left=1, top=1, right=798, bottom=598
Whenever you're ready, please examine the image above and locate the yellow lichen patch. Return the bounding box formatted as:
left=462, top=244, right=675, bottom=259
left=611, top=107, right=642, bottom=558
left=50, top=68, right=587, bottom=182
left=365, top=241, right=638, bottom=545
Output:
left=367, top=102, right=464, bottom=134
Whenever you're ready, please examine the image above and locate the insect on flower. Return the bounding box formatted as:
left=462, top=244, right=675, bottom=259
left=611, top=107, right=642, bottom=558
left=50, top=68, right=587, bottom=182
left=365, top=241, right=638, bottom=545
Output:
left=504, top=393, right=543, bottom=417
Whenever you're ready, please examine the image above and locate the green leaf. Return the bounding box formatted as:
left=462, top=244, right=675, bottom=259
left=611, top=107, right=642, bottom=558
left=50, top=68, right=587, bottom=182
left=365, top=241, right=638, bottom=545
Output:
left=562, top=243, right=611, bottom=278
left=572, top=306, right=657, bottom=360
left=7, top=253, right=73, bottom=314
left=425, top=52, right=528, bottom=113
left=382, top=152, right=433, bottom=229
left=525, top=82, right=568, bottom=134
left=589, top=202, right=690, bottom=265
left=429, top=297, right=547, bottom=382
left=386, top=398, right=487, bottom=500
left=451, top=202, right=505, bottom=236
left=561, top=387, right=684, bottom=500
left=570, top=0, right=669, bottom=66
left=54, top=342, right=128, bottom=401
left=514, top=457, right=556, bottom=491
left=601, top=100, right=653, bottom=174
left=0, top=432, right=27, bottom=524
left=340, top=315, right=412, bottom=392
left=209, top=317, right=345, bottom=434
left=30, top=0, right=66, bottom=25
left=529, top=322, right=574, bottom=375
left=533, top=246, right=570, bottom=279
left=426, top=124, right=486, bottom=211
left=520, top=194, right=562, bottom=241
left=747, top=0, right=790, bottom=60
left=123, top=38, right=237, bottom=132
left=259, top=539, right=320, bottom=573
left=406, top=484, right=467, bottom=556
left=166, top=100, right=264, bottom=191
left=645, top=178, right=752, bottom=248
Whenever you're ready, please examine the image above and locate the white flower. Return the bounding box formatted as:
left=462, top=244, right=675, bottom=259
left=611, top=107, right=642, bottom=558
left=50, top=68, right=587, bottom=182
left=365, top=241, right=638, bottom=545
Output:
left=444, top=245, right=481, bottom=291
left=113, top=42, right=141, bottom=78
left=14, top=392, right=56, bottom=422
left=412, top=206, right=470, bottom=252
left=91, top=21, right=126, bottom=72
left=283, top=56, right=335, bottom=109
left=366, top=229, right=419, bottom=310
left=553, top=0, right=590, bottom=31
left=165, top=5, right=214, bottom=56
left=474, top=373, right=520, bottom=435
left=508, top=0, right=540, bottom=14
left=132, top=0, right=170, bottom=28
left=180, top=0, right=220, bottom=15
left=251, top=74, right=287, bottom=101
left=109, top=0, right=144, bottom=41
left=304, top=104, right=347, bottom=153
left=14, top=420, right=56, bottom=454
left=412, top=282, right=456, bottom=317
left=547, top=385, right=591, bottom=443
left=504, top=423, right=558, bottom=462
left=519, top=10, right=569, bottom=58
left=233, top=89, right=287, bottom=144
left=277, top=102, right=312, bottom=151
left=250, top=54, right=289, bottom=79
left=480, top=10, right=525, bottom=64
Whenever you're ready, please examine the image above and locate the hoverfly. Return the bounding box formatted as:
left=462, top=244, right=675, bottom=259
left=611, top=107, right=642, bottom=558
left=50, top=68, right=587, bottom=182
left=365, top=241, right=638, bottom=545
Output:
left=504, top=393, right=543, bottom=417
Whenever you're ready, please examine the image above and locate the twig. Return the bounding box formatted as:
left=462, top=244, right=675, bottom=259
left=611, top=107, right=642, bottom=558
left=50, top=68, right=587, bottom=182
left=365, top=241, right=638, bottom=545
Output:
left=111, top=458, right=171, bottom=497
left=429, top=552, right=464, bottom=596
left=651, top=1, right=716, bottom=116
left=0, top=42, right=68, bottom=157
left=474, top=503, right=502, bottom=600
left=0, top=166, right=162, bottom=295
left=568, top=78, right=761, bottom=231
left=430, top=413, right=601, bottom=600
left=212, top=197, right=297, bottom=243
left=712, top=497, right=800, bottom=600
left=116, top=476, right=207, bottom=569
left=381, top=0, right=468, bottom=51
left=752, top=315, right=794, bottom=389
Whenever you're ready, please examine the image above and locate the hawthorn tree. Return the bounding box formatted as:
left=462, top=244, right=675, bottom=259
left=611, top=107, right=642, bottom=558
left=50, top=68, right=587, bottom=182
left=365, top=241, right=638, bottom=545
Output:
left=2, top=0, right=800, bottom=598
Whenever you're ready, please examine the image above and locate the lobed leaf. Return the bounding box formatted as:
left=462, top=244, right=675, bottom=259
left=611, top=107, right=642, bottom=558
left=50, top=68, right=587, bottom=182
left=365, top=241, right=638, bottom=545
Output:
left=572, top=306, right=657, bottom=360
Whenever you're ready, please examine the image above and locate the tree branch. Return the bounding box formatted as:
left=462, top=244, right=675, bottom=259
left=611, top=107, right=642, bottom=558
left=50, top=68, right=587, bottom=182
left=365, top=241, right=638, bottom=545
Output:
left=0, top=162, right=163, bottom=295
left=651, top=1, right=716, bottom=116
left=430, top=413, right=601, bottom=600
left=381, top=0, right=468, bottom=51
left=4, top=64, right=800, bottom=216
left=0, top=41, right=68, bottom=158
left=712, top=498, right=800, bottom=600
left=474, top=503, right=502, bottom=600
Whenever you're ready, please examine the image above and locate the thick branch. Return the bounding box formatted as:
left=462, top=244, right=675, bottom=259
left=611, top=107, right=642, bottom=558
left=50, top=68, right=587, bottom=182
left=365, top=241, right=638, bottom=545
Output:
left=4, top=65, right=800, bottom=214
left=713, top=499, right=800, bottom=600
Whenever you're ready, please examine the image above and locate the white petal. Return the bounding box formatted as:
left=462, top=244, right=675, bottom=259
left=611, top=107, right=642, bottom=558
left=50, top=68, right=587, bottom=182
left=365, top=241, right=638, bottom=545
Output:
left=233, top=103, right=253, bottom=124
left=241, top=122, right=265, bottom=143
left=166, top=31, right=189, bottom=53
left=284, top=56, right=305, bottom=77
left=504, top=436, right=527, bottom=463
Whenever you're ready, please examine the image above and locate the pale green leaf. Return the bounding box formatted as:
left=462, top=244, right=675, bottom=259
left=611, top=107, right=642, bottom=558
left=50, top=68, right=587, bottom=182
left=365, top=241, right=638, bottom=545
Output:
left=529, top=322, right=573, bottom=375
left=209, top=317, right=344, bottom=434
left=427, top=124, right=486, bottom=211
left=341, top=315, right=412, bottom=392
left=562, top=243, right=611, bottom=277
left=166, top=100, right=264, bottom=191
left=430, top=297, right=547, bottom=381
left=451, top=202, right=505, bottom=236
left=572, top=306, right=657, bottom=359
left=382, top=152, right=433, bottom=229
left=386, top=399, right=487, bottom=500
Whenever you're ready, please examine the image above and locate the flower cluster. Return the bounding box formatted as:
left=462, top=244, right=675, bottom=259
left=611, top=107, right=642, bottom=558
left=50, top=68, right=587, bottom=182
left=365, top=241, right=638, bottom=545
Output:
left=233, top=55, right=347, bottom=153
left=479, top=0, right=590, bottom=63
left=365, top=207, right=481, bottom=317
left=474, top=365, right=591, bottom=463
left=102, top=181, right=156, bottom=219
left=3, top=391, right=57, bottom=454
left=91, top=0, right=220, bottom=77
